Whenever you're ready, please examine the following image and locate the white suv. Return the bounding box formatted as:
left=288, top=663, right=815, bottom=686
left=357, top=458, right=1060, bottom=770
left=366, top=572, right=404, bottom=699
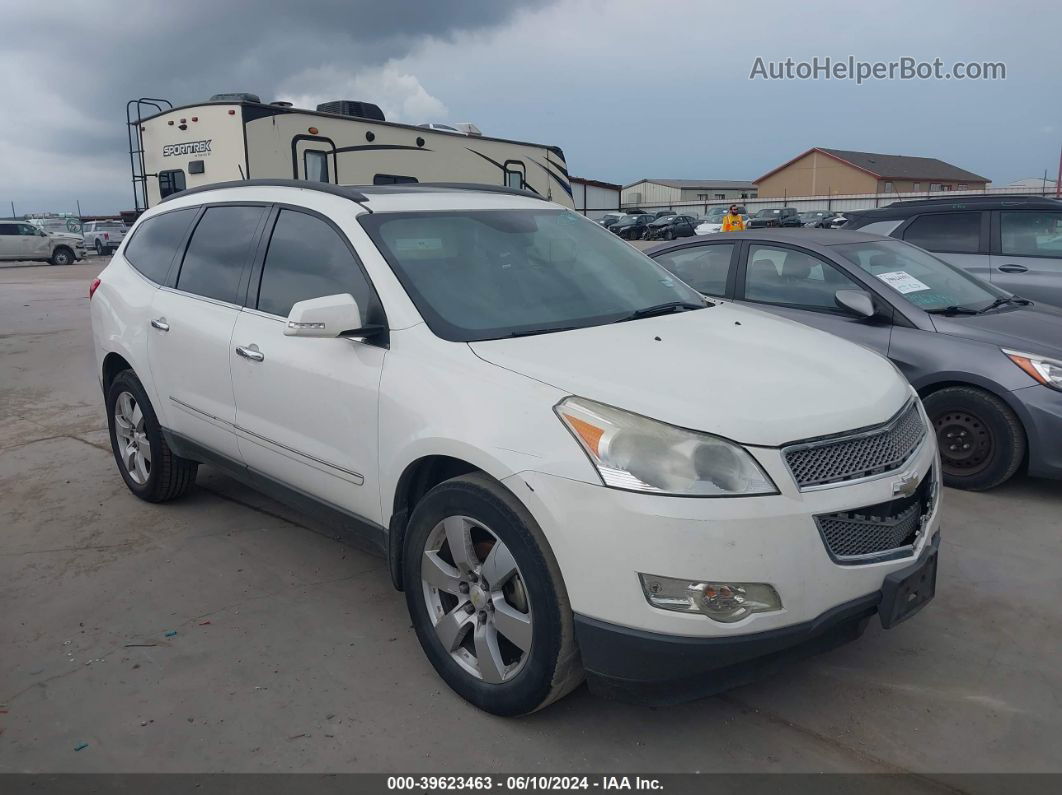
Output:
left=90, top=180, right=941, bottom=715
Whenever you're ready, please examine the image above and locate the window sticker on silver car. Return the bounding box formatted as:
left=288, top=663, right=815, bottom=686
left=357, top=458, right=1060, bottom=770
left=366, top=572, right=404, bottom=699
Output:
left=875, top=270, right=931, bottom=294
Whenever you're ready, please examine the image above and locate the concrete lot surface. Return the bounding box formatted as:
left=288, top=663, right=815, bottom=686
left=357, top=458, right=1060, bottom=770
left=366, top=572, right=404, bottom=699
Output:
left=1, top=258, right=1060, bottom=781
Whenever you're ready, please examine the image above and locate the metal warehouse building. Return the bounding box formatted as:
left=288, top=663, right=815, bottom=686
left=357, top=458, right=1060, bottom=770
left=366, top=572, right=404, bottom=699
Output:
left=622, top=179, right=757, bottom=209
left=569, top=177, right=622, bottom=219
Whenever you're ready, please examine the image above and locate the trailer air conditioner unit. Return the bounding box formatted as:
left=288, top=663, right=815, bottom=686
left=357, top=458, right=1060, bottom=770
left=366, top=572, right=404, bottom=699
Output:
left=316, top=100, right=386, bottom=122
left=209, top=92, right=261, bottom=103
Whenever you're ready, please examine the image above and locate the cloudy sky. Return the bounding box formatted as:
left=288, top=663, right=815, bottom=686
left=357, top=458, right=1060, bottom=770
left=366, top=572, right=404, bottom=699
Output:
left=3, top=0, right=1059, bottom=214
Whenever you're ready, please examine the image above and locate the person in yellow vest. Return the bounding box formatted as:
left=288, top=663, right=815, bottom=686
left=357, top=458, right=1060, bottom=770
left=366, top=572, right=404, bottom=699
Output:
left=721, top=204, right=745, bottom=232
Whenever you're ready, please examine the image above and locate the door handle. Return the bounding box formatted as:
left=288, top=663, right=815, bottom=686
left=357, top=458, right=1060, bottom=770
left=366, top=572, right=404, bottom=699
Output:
left=150, top=318, right=170, bottom=331
left=235, top=345, right=265, bottom=362
left=997, top=264, right=1029, bottom=274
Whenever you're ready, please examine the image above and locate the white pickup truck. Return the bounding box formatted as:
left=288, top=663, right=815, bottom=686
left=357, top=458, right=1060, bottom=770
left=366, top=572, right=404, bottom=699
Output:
left=82, top=221, right=129, bottom=255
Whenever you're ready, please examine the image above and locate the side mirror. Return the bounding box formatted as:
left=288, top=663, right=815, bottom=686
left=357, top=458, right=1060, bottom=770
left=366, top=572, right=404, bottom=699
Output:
left=284, top=293, right=382, bottom=339
left=834, top=289, right=875, bottom=319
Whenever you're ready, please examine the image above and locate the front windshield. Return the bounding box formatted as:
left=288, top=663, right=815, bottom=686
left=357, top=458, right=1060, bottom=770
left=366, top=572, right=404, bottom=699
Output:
left=755, top=209, right=781, bottom=217
left=361, top=208, right=705, bottom=341
left=835, top=239, right=1003, bottom=312
left=705, top=208, right=727, bottom=222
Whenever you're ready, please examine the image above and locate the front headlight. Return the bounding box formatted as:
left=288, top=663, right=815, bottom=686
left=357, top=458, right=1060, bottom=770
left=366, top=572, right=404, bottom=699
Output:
left=555, top=397, right=777, bottom=496
left=1003, top=349, right=1062, bottom=392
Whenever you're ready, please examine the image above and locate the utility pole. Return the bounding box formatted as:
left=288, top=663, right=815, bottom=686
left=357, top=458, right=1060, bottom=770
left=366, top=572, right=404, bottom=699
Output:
left=9, top=201, right=14, bottom=219
left=1056, top=144, right=1061, bottom=198
left=76, top=200, right=82, bottom=219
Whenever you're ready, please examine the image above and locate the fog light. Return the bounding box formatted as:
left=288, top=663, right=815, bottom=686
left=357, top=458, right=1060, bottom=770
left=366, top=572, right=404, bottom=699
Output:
left=639, top=574, right=782, bottom=623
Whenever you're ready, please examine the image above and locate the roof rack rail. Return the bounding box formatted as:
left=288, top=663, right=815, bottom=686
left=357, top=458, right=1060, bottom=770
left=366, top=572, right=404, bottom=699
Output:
left=156, top=179, right=548, bottom=208
left=158, top=178, right=370, bottom=205
left=886, top=194, right=1060, bottom=208
left=410, top=182, right=548, bottom=200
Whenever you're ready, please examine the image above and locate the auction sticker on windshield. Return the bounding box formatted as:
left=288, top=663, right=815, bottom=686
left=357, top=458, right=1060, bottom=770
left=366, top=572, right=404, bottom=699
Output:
left=875, top=270, right=930, bottom=294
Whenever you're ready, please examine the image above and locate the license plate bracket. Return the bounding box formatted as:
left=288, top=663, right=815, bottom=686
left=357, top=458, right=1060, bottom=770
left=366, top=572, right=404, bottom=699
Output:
left=879, top=543, right=938, bottom=629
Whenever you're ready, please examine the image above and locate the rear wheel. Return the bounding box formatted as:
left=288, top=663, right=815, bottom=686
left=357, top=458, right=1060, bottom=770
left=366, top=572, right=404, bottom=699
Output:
left=923, top=386, right=1025, bottom=490
left=106, top=370, right=197, bottom=502
left=50, top=246, right=74, bottom=266
left=404, top=473, right=582, bottom=715
left=95, top=239, right=105, bottom=255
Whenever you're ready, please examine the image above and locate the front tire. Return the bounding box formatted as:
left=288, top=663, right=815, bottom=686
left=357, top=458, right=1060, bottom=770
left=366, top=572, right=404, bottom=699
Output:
left=106, top=370, right=198, bottom=502
left=50, top=246, right=74, bottom=266
left=403, top=473, right=582, bottom=715
left=923, top=386, right=1025, bottom=490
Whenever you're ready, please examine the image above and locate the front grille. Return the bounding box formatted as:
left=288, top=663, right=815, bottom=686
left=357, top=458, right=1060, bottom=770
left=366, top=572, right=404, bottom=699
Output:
left=815, top=469, right=936, bottom=565
left=783, top=400, right=926, bottom=490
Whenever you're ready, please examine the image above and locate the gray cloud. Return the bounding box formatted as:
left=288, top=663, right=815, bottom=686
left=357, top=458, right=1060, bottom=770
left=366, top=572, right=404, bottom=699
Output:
left=1, top=0, right=550, bottom=213
left=3, top=0, right=1060, bottom=216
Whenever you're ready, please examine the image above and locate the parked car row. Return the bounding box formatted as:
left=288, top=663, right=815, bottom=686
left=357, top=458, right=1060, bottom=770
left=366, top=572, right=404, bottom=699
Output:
left=0, top=220, right=87, bottom=265
left=0, top=218, right=129, bottom=263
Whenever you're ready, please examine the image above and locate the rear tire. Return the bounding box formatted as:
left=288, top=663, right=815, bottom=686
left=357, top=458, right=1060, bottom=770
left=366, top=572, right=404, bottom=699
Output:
left=50, top=246, right=74, bottom=266
left=95, top=240, right=104, bottom=256
left=106, top=370, right=197, bottom=502
left=923, top=386, right=1025, bottom=490
left=403, top=473, right=583, bottom=715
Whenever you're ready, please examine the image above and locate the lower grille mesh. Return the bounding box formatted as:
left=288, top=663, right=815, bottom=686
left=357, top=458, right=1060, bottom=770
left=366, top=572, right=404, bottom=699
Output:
left=815, top=470, right=935, bottom=564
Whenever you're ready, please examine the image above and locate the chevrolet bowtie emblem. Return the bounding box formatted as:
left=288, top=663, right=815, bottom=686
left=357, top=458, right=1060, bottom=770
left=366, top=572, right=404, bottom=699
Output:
left=892, top=471, right=920, bottom=498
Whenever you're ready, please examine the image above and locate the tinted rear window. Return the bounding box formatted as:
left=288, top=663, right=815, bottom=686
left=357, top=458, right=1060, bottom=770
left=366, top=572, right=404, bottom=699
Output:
left=176, top=206, right=267, bottom=304
left=903, top=212, right=981, bottom=254
left=123, top=209, right=197, bottom=284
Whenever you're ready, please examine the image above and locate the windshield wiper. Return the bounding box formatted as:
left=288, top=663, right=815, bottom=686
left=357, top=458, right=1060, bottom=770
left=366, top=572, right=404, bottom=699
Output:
left=925, top=305, right=980, bottom=316
left=508, top=326, right=578, bottom=338
left=614, top=300, right=706, bottom=323
left=978, top=296, right=1031, bottom=313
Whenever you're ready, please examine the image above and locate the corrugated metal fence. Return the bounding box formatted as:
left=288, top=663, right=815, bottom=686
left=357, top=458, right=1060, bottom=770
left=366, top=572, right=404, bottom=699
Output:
left=616, top=185, right=1061, bottom=218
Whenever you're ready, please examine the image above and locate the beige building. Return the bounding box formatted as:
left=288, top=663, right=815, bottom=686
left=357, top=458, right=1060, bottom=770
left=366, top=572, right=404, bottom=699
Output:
left=622, top=179, right=757, bottom=208
left=755, top=148, right=989, bottom=199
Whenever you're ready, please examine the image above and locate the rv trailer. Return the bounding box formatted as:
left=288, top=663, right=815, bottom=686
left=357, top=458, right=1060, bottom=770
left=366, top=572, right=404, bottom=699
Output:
left=127, top=94, right=574, bottom=212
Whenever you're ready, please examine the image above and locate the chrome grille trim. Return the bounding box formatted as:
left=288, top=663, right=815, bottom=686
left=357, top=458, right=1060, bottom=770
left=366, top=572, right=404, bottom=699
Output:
left=814, top=468, right=937, bottom=565
left=782, top=399, right=926, bottom=491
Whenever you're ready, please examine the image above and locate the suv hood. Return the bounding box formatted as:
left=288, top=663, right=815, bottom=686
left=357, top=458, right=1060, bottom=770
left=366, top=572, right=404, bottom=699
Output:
left=469, top=303, right=909, bottom=446
left=931, top=303, right=1062, bottom=360
left=47, top=232, right=84, bottom=244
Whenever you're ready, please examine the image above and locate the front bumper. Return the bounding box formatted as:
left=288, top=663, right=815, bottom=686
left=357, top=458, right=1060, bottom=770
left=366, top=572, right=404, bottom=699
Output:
left=1011, top=383, right=1062, bottom=479
left=572, top=533, right=938, bottom=704
left=507, top=430, right=940, bottom=637
left=503, top=417, right=941, bottom=701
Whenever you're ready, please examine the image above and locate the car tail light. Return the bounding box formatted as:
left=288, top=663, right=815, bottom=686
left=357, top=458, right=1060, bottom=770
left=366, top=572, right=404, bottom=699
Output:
left=89, top=278, right=101, bottom=299
left=103, top=233, right=109, bottom=240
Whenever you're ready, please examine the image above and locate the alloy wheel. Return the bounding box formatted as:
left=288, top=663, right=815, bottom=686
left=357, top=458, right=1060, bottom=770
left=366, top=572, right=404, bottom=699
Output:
left=113, top=390, right=152, bottom=485
left=420, top=515, right=532, bottom=684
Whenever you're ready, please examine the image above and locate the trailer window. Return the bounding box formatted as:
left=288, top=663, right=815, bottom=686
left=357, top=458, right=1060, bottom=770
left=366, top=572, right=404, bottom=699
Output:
left=158, top=169, right=186, bottom=199
left=304, top=150, right=330, bottom=183
left=374, top=174, right=419, bottom=185
left=504, top=161, right=526, bottom=190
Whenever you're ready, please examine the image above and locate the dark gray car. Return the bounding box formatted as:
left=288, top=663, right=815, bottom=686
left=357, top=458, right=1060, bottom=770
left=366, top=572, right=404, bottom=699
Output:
left=843, top=195, right=1062, bottom=308
left=647, top=229, right=1062, bottom=490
